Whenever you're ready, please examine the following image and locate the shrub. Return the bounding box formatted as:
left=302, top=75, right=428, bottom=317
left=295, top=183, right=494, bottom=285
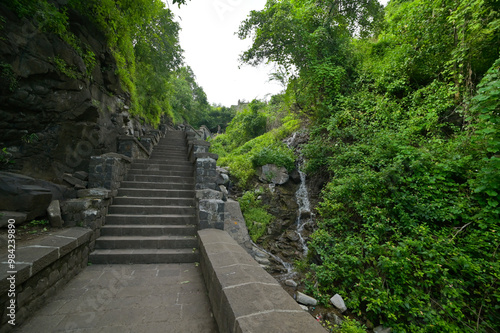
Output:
left=239, top=189, right=274, bottom=242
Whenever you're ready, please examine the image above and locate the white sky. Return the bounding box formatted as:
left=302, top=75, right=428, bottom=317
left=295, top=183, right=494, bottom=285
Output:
left=165, top=0, right=389, bottom=107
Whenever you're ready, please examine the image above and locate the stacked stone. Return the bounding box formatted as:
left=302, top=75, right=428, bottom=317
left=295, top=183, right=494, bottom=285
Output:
left=186, top=131, right=226, bottom=231
left=117, top=136, right=151, bottom=159
left=88, top=153, right=131, bottom=196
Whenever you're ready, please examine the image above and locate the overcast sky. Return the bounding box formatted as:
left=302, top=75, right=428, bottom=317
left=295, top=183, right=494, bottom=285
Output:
left=165, top=0, right=388, bottom=107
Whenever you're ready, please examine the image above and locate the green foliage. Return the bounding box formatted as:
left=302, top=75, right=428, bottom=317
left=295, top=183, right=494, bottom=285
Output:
left=238, top=189, right=274, bottom=242
left=252, top=143, right=296, bottom=172
left=21, top=133, right=39, bottom=144
left=0, top=148, right=13, bottom=164
left=210, top=100, right=299, bottom=187
left=0, top=62, right=18, bottom=91
left=49, top=56, right=81, bottom=80
left=28, top=219, right=49, bottom=227
left=470, top=55, right=500, bottom=230
left=239, top=0, right=500, bottom=331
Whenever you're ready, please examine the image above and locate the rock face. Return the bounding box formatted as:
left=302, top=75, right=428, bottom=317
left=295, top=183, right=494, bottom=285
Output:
left=0, top=3, right=150, bottom=183
left=0, top=172, right=74, bottom=222
left=258, top=164, right=289, bottom=185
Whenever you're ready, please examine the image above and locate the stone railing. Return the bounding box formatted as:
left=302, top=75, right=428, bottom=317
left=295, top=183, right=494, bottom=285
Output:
left=0, top=228, right=92, bottom=333
left=197, top=229, right=326, bottom=333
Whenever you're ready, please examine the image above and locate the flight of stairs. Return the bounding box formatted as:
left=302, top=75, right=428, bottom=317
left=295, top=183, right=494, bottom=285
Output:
left=89, top=130, right=199, bottom=264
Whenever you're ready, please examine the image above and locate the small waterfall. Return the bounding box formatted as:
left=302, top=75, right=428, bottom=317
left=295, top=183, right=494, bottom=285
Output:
left=285, top=131, right=313, bottom=257
left=251, top=241, right=296, bottom=280
left=295, top=168, right=312, bottom=256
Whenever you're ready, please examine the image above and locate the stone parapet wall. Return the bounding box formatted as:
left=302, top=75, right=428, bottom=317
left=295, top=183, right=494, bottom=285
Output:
left=186, top=130, right=225, bottom=231
left=0, top=228, right=92, bottom=333
left=117, top=136, right=151, bottom=159
left=88, top=153, right=131, bottom=196
left=197, top=229, right=326, bottom=333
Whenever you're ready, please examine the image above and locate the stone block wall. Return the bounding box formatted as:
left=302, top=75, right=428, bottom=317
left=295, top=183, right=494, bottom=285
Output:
left=0, top=228, right=92, bottom=333
left=197, top=229, right=326, bottom=333
left=186, top=131, right=225, bottom=231
left=88, top=153, right=131, bottom=196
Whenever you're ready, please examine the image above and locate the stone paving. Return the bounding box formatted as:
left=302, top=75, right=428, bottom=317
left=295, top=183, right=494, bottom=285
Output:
left=13, top=264, right=218, bottom=333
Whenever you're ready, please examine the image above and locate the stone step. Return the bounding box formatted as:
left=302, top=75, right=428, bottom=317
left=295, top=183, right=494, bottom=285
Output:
left=89, top=248, right=199, bottom=264
left=127, top=169, right=193, bottom=177
left=117, top=188, right=195, bottom=198
left=129, top=163, right=193, bottom=172
left=105, top=214, right=196, bottom=225
left=95, top=235, right=198, bottom=250
left=120, top=181, right=194, bottom=190
left=108, top=205, right=195, bottom=215
left=112, top=196, right=195, bottom=206
left=132, top=160, right=192, bottom=167
left=147, top=157, right=190, bottom=163
left=125, top=174, right=194, bottom=184
left=100, top=224, right=197, bottom=237
left=153, top=147, right=188, bottom=152
left=149, top=152, right=188, bottom=162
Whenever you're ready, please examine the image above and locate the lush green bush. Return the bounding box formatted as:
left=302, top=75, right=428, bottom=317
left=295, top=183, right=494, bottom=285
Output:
left=210, top=99, right=300, bottom=188
left=238, top=189, right=274, bottom=242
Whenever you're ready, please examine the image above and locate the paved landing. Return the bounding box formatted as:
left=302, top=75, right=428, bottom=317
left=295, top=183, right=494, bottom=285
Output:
left=14, top=264, right=218, bottom=333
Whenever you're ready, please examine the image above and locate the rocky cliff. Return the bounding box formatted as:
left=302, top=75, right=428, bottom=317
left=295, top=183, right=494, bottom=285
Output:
left=0, top=3, right=150, bottom=183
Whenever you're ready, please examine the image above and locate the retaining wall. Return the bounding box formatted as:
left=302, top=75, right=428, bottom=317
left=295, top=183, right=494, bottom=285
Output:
left=198, top=229, right=326, bottom=333
left=0, top=228, right=92, bottom=332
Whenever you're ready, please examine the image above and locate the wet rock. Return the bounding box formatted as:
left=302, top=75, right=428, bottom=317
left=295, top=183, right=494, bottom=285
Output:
left=47, top=200, right=63, bottom=227
left=374, top=326, right=392, bottom=333
left=285, top=279, right=298, bottom=288
left=330, top=294, right=347, bottom=313
left=326, top=313, right=343, bottom=326
left=290, top=168, right=301, bottom=184
left=296, top=292, right=318, bottom=306
left=255, top=257, right=271, bottom=265
left=258, top=164, right=289, bottom=185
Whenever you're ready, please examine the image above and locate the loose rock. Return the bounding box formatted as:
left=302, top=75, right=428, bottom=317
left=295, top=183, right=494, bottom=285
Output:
left=296, top=291, right=318, bottom=306
left=374, top=326, right=392, bottom=333
left=330, top=294, right=347, bottom=313
left=47, top=200, right=63, bottom=227
left=285, top=279, right=298, bottom=288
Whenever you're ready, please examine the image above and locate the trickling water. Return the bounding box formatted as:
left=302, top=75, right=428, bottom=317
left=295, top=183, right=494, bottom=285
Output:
left=251, top=241, right=296, bottom=280
left=295, top=169, right=312, bottom=256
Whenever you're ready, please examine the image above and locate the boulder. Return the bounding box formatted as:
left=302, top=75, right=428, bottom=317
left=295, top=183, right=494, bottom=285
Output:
left=258, top=164, right=289, bottom=185
left=296, top=292, right=318, bottom=306
left=330, top=294, right=347, bottom=313
left=374, top=326, right=393, bottom=333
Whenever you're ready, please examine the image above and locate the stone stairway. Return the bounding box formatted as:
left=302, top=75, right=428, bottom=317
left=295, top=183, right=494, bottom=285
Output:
left=89, top=130, right=199, bottom=264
